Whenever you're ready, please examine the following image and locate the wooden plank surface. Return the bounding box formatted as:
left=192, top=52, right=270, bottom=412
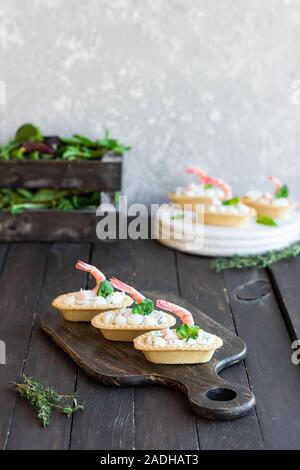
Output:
left=128, top=241, right=199, bottom=450
left=268, top=257, right=300, bottom=341
left=0, top=160, right=121, bottom=191
left=0, top=243, right=49, bottom=449
left=69, top=242, right=135, bottom=450
left=6, top=243, right=91, bottom=450
left=176, top=253, right=264, bottom=450
left=224, top=267, right=300, bottom=450
left=0, top=211, right=99, bottom=242
left=1, top=239, right=300, bottom=449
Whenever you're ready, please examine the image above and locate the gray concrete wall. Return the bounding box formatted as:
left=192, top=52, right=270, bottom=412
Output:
left=1, top=0, right=300, bottom=204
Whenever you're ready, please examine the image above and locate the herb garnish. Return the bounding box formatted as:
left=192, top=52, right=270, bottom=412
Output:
left=176, top=323, right=200, bottom=341
left=222, top=197, right=240, bottom=206
left=256, top=215, right=277, bottom=227
left=97, top=279, right=114, bottom=298
left=275, top=184, right=289, bottom=199
left=132, top=298, right=154, bottom=315
left=204, top=184, right=213, bottom=189
left=13, top=375, right=84, bottom=427
left=211, top=240, right=300, bottom=272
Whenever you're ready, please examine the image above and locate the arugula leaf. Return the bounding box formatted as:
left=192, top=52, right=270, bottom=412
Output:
left=176, top=323, right=200, bottom=341
left=97, top=280, right=114, bottom=298
left=256, top=216, right=277, bottom=227
left=15, top=124, right=43, bottom=143
left=222, top=197, right=240, bottom=206
left=132, top=298, right=154, bottom=315
left=275, top=184, right=289, bottom=199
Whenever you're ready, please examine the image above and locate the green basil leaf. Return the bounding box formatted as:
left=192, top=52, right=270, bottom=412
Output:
left=256, top=216, right=277, bottom=227
left=222, top=197, right=240, bottom=206
left=97, top=280, right=114, bottom=298
left=176, top=323, right=200, bottom=341
left=275, top=184, right=289, bottom=199
left=132, top=298, right=154, bottom=315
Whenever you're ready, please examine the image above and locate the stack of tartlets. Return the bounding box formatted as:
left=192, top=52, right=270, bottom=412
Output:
left=169, top=166, right=256, bottom=227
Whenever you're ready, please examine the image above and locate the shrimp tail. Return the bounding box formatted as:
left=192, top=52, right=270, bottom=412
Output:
left=75, top=260, right=106, bottom=292
left=268, top=175, right=283, bottom=193
left=156, top=299, right=194, bottom=326
left=110, top=277, right=145, bottom=304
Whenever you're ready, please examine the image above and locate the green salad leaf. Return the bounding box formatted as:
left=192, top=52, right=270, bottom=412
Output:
left=256, top=215, right=277, bottom=227
left=204, top=184, right=213, bottom=189
left=275, top=184, right=289, bottom=199
left=132, top=298, right=154, bottom=315
left=15, top=123, right=43, bottom=143
left=97, top=280, right=114, bottom=298
left=176, top=323, right=200, bottom=341
left=222, top=197, right=240, bottom=206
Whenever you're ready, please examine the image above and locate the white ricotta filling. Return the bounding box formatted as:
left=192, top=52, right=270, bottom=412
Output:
left=175, top=183, right=225, bottom=199
left=206, top=202, right=251, bottom=215
left=101, top=308, right=171, bottom=327
left=143, top=329, right=218, bottom=349
left=246, top=190, right=290, bottom=207
left=64, top=290, right=126, bottom=307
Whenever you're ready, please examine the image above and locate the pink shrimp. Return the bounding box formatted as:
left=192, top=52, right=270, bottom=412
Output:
left=186, top=166, right=208, bottom=181
left=156, top=300, right=194, bottom=326
left=110, top=278, right=145, bottom=304
left=268, top=176, right=283, bottom=194
left=75, top=260, right=106, bottom=293
left=186, top=166, right=232, bottom=199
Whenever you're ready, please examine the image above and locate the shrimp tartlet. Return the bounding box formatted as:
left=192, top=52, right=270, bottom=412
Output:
left=202, top=197, right=256, bottom=227
left=169, top=166, right=232, bottom=210
left=52, top=261, right=133, bottom=322
left=91, top=279, right=176, bottom=341
left=243, top=176, right=295, bottom=219
left=134, top=300, right=223, bottom=364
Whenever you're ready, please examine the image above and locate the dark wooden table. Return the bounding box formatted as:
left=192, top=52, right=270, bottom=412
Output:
left=1, top=239, right=300, bottom=450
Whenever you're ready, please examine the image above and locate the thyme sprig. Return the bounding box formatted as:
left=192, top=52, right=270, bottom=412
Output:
left=211, top=239, right=300, bottom=272
left=13, top=375, right=84, bottom=427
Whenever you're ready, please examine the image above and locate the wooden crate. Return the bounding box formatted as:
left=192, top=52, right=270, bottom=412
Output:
left=0, top=157, right=122, bottom=241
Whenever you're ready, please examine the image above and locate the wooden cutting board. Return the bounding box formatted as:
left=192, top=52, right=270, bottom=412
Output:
left=40, top=290, right=255, bottom=421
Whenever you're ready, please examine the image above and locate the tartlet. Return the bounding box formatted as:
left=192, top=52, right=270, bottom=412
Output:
left=134, top=300, right=223, bottom=364
left=91, top=308, right=175, bottom=342
left=203, top=201, right=256, bottom=227
left=243, top=176, right=295, bottom=219
left=52, top=260, right=133, bottom=322
left=91, top=279, right=176, bottom=341
left=169, top=166, right=232, bottom=210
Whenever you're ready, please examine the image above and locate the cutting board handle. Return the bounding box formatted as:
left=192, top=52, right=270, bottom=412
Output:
left=180, top=372, right=255, bottom=420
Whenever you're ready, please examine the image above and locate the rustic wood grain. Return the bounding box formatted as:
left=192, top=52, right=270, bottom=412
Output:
left=176, top=253, right=265, bottom=450
left=268, top=257, right=300, bottom=341
left=0, top=243, right=49, bottom=449
left=224, top=267, right=300, bottom=450
left=0, top=159, right=121, bottom=191
left=69, top=242, right=135, bottom=450
left=6, top=243, right=91, bottom=450
left=0, top=210, right=100, bottom=242
left=126, top=240, right=200, bottom=450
